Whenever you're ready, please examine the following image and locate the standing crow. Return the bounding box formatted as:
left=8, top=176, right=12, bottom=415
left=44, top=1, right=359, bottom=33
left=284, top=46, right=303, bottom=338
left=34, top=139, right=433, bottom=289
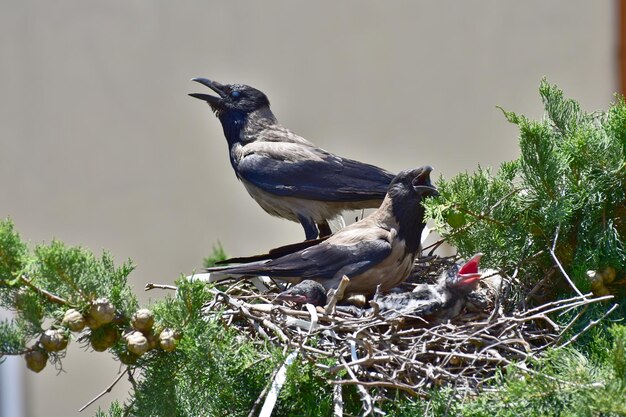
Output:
left=190, top=78, right=396, bottom=239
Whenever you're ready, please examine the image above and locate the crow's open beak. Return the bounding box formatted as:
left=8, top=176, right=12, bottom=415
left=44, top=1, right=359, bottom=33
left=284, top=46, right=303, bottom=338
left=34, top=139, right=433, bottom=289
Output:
left=189, top=78, right=226, bottom=106
left=412, top=166, right=439, bottom=196
left=414, top=184, right=439, bottom=197
left=416, top=166, right=433, bottom=182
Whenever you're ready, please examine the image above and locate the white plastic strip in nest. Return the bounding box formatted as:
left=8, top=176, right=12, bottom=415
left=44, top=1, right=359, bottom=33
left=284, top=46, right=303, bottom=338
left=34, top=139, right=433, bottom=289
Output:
left=304, top=303, right=319, bottom=332
left=185, top=272, right=271, bottom=292
left=259, top=350, right=298, bottom=417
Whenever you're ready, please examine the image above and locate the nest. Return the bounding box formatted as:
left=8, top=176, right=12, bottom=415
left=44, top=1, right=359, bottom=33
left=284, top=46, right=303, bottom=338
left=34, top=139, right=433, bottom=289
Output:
left=200, top=256, right=614, bottom=416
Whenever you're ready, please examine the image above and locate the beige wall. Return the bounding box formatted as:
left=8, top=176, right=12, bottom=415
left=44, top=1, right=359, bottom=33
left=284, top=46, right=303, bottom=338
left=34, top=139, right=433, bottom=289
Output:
left=0, top=1, right=618, bottom=416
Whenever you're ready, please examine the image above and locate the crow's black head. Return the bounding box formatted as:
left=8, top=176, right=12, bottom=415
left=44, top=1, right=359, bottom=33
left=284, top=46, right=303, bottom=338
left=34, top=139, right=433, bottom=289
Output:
left=386, top=166, right=438, bottom=253
left=277, top=280, right=327, bottom=307
left=189, top=78, right=270, bottom=115
left=387, top=166, right=437, bottom=195
left=443, top=253, right=483, bottom=294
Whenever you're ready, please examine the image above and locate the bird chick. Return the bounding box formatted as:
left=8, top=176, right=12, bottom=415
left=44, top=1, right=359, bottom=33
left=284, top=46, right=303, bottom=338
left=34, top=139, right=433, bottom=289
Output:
left=276, top=280, right=327, bottom=307
left=274, top=254, right=485, bottom=325
left=190, top=78, right=397, bottom=239
left=349, top=254, right=484, bottom=322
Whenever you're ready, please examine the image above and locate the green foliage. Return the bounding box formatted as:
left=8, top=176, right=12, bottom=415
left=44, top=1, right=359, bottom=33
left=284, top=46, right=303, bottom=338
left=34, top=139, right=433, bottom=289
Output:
left=0, top=217, right=138, bottom=364
left=202, top=242, right=227, bottom=268
left=95, top=401, right=125, bottom=417
left=609, top=324, right=626, bottom=383
left=32, top=241, right=138, bottom=315
left=425, top=79, right=626, bottom=295
left=0, top=219, right=27, bottom=282
left=461, top=324, right=626, bottom=417
left=428, top=163, right=526, bottom=272
left=0, top=319, right=26, bottom=359
left=123, top=278, right=272, bottom=416
left=6, top=286, right=45, bottom=337
left=274, top=359, right=335, bottom=416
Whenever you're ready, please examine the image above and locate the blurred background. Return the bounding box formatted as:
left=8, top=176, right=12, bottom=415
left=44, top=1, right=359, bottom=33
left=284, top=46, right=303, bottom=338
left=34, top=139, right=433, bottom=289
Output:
left=0, top=1, right=622, bottom=416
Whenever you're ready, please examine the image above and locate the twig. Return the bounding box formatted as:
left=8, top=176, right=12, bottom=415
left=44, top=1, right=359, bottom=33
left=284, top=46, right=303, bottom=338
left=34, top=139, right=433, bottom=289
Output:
left=144, top=282, right=177, bottom=291
left=525, top=267, right=556, bottom=303
left=79, top=367, right=130, bottom=412
left=328, top=354, right=394, bottom=374
left=325, top=276, right=350, bottom=315
left=0, top=347, right=36, bottom=356
left=550, top=305, right=588, bottom=347
left=556, top=303, right=619, bottom=350
left=246, top=374, right=274, bottom=417
left=338, top=357, right=375, bottom=416
left=331, top=378, right=419, bottom=397
left=549, top=226, right=583, bottom=297
left=20, top=275, right=69, bottom=306
left=521, top=293, right=609, bottom=316
left=332, top=383, right=344, bottom=417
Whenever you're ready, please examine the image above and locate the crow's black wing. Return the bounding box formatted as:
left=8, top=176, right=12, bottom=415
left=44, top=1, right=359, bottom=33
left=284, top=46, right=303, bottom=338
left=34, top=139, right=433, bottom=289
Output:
left=208, top=237, right=392, bottom=281
left=236, top=142, right=394, bottom=202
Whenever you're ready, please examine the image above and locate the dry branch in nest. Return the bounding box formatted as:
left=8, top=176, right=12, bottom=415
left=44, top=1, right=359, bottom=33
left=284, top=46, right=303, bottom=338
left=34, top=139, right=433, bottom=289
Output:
left=198, top=256, right=615, bottom=416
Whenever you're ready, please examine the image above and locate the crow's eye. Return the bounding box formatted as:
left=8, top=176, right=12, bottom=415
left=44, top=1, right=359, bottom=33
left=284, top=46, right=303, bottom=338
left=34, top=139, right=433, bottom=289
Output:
left=231, top=91, right=241, bottom=99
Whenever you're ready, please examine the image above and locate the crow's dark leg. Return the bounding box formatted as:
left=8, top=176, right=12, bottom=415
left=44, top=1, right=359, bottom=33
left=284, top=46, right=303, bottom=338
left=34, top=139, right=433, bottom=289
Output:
left=317, top=220, right=333, bottom=237
left=298, top=215, right=319, bottom=240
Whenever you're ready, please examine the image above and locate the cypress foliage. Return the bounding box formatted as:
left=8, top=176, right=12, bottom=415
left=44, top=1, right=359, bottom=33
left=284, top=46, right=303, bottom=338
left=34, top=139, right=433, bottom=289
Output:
left=1, top=80, right=625, bottom=416
left=425, top=79, right=626, bottom=299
